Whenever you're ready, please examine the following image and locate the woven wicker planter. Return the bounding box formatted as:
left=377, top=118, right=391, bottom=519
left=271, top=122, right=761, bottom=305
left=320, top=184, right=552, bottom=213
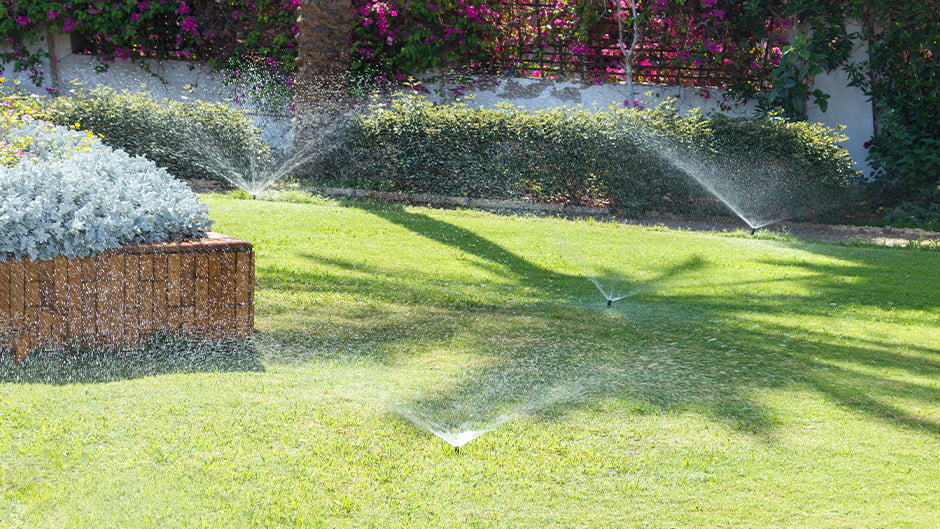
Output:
left=0, top=233, right=254, bottom=361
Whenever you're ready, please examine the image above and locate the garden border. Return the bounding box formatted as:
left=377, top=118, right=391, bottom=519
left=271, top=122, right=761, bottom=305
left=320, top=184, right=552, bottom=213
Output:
left=0, top=233, right=254, bottom=361
left=307, top=186, right=940, bottom=245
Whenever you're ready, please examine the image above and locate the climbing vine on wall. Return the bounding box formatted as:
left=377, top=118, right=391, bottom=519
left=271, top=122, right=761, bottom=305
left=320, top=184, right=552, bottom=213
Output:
left=2, top=0, right=936, bottom=205
left=349, top=0, right=792, bottom=97
left=0, top=0, right=299, bottom=91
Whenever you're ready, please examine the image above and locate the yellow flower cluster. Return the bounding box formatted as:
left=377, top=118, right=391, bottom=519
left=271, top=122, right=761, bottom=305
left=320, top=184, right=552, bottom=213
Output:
left=1, top=78, right=98, bottom=166
left=1, top=78, right=45, bottom=166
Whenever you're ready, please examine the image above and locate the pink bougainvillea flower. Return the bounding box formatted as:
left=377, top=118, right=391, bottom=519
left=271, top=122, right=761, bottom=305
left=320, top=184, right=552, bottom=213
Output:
left=63, top=17, right=80, bottom=31
left=15, top=15, right=31, bottom=27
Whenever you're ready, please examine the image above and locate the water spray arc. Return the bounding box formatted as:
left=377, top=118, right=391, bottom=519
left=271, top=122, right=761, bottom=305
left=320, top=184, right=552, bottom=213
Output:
left=590, top=277, right=638, bottom=308
left=398, top=352, right=601, bottom=450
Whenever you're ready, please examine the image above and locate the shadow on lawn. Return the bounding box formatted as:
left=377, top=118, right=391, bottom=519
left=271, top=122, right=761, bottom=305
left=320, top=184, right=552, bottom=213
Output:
left=0, top=334, right=264, bottom=385
left=363, top=203, right=573, bottom=283
left=261, top=202, right=940, bottom=439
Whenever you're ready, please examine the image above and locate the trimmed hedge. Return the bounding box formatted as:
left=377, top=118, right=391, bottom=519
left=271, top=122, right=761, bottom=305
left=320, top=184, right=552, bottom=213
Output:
left=46, top=88, right=272, bottom=185
left=300, top=95, right=859, bottom=218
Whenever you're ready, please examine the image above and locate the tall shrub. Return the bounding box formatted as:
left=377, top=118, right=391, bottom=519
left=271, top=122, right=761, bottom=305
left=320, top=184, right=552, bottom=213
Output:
left=301, top=94, right=857, bottom=219
left=854, top=6, right=940, bottom=207
left=46, top=87, right=273, bottom=185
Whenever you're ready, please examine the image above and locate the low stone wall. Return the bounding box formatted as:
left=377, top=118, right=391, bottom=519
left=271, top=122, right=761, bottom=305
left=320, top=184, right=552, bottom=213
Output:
left=0, top=233, right=254, bottom=361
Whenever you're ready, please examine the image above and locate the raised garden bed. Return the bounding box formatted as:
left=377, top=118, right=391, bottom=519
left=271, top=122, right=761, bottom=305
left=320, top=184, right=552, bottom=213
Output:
left=0, top=233, right=254, bottom=361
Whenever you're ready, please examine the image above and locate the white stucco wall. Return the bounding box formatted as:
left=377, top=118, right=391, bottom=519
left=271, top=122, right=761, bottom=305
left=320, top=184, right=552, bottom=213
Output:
left=419, top=75, right=755, bottom=116
left=1, top=31, right=293, bottom=149
left=805, top=20, right=875, bottom=179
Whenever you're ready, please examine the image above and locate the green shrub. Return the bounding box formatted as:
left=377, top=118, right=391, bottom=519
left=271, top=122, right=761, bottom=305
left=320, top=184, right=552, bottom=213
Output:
left=865, top=117, right=940, bottom=206
left=300, top=94, right=858, bottom=220
left=855, top=8, right=940, bottom=211
left=880, top=200, right=940, bottom=232
left=666, top=111, right=858, bottom=219
left=46, top=88, right=272, bottom=185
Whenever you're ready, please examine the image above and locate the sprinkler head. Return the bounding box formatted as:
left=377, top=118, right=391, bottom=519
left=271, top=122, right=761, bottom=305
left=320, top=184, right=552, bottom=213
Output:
left=454, top=446, right=460, bottom=454
left=606, top=299, right=612, bottom=307
left=750, top=228, right=757, bottom=236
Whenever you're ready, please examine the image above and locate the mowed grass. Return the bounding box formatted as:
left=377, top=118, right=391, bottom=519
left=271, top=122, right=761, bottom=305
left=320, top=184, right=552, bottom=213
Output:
left=2, top=193, right=939, bottom=528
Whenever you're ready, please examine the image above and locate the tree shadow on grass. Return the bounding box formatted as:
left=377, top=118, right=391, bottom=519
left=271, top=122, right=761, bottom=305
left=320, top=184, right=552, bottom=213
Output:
left=391, top=287, right=940, bottom=443
left=0, top=334, right=264, bottom=385
left=586, top=255, right=708, bottom=303
left=358, top=202, right=572, bottom=284
left=257, top=202, right=940, bottom=440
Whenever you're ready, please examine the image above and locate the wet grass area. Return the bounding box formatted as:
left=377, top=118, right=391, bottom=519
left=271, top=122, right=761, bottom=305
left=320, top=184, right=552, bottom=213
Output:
left=2, top=193, right=939, bottom=528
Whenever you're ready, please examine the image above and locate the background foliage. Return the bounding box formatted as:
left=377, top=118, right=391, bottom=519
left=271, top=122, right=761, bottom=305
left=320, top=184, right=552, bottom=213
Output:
left=0, top=77, right=45, bottom=165
left=849, top=2, right=940, bottom=212
left=2, top=1, right=937, bottom=221
left=45, top=86, right=272, bottom=185
left=0, top=0, right=299, bottom=89
left=350, top=0, right=788, bottom=97
left=301, top=93, right=855, bottom=219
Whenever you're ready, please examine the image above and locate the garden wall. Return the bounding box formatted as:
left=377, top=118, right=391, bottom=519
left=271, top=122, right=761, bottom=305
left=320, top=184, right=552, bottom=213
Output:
left=2, top=27, right=874, bottom=177
left=0, top=233, right=254, bottom=361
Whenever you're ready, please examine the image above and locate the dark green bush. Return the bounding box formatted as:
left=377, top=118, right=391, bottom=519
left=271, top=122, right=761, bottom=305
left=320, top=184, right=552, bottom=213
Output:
left=880, top=199, right=940, bottom=232
left=857, top=8, right=940, bottom=211
left=46, top=88, right=272, bottom=185
left=682, top=111, right=858, bottom=219
left=866, top=117, right=940, bottom=206
left=302, top=94, right=858, bottom=220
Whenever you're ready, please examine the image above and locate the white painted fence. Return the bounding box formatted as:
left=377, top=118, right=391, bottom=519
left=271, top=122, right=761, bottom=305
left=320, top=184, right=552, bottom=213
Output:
left=3, top=27, right=874, bottom=176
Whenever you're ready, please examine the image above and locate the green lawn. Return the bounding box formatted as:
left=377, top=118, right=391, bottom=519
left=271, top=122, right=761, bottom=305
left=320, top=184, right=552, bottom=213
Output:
left=2, top=193, right=939, bottom=528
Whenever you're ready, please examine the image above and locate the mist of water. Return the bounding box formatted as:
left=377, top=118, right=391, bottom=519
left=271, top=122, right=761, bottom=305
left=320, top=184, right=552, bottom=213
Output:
left=658, top=148, right=794, bottom=230
left=178, top=98, right=361, bottom=197
left=629, top=119, right=839, bottom=231
left=398, top=351, right=601, bottom=450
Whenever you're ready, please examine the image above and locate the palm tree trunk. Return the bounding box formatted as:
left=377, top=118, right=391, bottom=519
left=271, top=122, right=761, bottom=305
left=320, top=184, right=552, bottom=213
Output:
left=293, top=0, right=353, bottom=137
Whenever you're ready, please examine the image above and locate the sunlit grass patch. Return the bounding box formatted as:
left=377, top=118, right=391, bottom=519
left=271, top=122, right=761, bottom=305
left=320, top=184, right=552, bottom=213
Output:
left=2, top=194, right=938, bottom=528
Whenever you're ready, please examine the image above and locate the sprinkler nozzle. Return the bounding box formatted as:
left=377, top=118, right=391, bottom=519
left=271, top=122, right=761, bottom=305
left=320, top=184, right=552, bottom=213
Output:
left=454, top=447, right=460, bottom=454
left=606, top=299, right=612, bottom=307
left=750, top=228, right=756, bottom=236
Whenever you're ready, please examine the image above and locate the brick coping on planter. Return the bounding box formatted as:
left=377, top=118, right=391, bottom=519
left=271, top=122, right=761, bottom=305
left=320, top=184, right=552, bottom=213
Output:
left=0, top=232, right=254, bottom=361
